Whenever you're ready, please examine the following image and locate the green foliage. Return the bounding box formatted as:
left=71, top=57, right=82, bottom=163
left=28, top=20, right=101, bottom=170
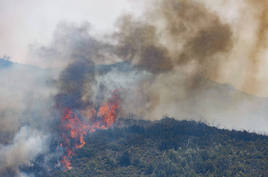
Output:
left=49, top=118, right=268, bottom=177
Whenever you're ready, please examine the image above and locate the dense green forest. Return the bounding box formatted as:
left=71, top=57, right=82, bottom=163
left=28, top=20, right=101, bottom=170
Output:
left=35, top=118, right=268, bottom=177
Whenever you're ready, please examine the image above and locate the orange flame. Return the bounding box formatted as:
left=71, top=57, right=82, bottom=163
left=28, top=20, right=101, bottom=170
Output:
left=59, top=91, right=120, bottom=170
left=61, top=156, right=72, bottom=170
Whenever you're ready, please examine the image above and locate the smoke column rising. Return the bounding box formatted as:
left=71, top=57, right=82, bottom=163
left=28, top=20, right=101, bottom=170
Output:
left=1, top=0, right=268, bottom=176
left=30, top=0, right=268, bottom=132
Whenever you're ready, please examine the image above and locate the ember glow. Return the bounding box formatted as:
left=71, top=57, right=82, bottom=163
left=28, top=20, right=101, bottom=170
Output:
left=59, top=91, right=120, bottom=170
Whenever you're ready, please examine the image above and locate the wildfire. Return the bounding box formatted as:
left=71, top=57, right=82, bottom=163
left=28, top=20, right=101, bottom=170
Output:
left=59, top=91, right=120, bottom=170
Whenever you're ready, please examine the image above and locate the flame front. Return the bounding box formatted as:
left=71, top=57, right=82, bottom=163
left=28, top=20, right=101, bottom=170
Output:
left=59, top=91, right=120, bottom=170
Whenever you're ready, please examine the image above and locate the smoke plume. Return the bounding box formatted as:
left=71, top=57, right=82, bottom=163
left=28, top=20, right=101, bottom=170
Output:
left=0, top=62, right=56, bottom=176
left=111, top=0, right=268, bottom=131
left=2, top=0, right=268, bottom=175
left=32, top=0, right=268, bottom=132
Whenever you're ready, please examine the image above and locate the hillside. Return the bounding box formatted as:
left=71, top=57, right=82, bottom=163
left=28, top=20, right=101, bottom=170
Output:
left=32, top=118, right=268, bottom=177
left=2, top=58, right=268, bottom=176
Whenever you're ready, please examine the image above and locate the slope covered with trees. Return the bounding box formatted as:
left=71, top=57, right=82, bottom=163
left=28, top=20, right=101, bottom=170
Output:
left=42, top=118, right=268, bottom=177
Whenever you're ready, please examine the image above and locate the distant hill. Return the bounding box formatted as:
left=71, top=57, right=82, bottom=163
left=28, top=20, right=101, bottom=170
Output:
left=0, top=57, right=53, bottom=72
left=0, top=58, right=12, bottom=69
left=30, top=118, right=268, bottom=177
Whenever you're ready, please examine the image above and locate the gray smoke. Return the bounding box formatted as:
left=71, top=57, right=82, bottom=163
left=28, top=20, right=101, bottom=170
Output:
left=2, top=0, right=268, bottom=175
left=0, top=126, right=49, bottom=176
left=31, top=0, right=268, bottom=133
left=0, top=62, right=56, bottom=176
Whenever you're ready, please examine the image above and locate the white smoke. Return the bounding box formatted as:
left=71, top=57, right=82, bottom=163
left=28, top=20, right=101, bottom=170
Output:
left=0, top=126, right=49, bottom=176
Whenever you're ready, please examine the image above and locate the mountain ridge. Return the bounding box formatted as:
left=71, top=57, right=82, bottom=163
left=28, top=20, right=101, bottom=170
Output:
left=25, top=117, right=268, bottom=177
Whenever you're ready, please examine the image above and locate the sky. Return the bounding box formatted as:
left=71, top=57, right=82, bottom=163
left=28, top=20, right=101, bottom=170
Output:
left=0, top=0, right=143, bottom=64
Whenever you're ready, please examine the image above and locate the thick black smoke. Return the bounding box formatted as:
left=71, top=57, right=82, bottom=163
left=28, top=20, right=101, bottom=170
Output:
left=47, top=0, right=268, bottom=134
left=2, top=0, right=268, bottom=176
left=55, top=59, right=95, bottom=109
left=32, top=0, right=268, bottom=132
